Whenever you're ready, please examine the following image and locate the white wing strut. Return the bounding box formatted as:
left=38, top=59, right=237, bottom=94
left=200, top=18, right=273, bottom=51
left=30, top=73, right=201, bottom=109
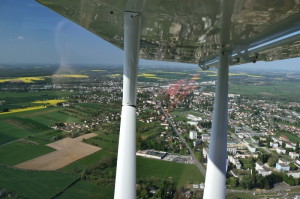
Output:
left=114, top=11, right=141, bottom=199
left=203, top=0, right=233, bottom=198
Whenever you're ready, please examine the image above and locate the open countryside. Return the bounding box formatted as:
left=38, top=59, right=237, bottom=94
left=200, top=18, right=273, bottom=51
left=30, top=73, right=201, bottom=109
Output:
left=1, top=65, right=300, bottom=198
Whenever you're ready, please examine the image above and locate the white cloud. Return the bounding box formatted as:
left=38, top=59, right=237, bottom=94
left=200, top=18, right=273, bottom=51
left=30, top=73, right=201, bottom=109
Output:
left=17, top=36, right=24, bottom=40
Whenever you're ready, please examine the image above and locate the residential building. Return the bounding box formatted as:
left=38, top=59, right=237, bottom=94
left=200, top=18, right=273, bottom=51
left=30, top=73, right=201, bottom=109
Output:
left=203, top=148, right=209, bottom=159
left=276, top=147, right=286, bottom=154
left=272, top=137, right=283, bottom=145
left=201, top=134, right=210, bottom=141
left=287, top=170, right=300, bottom=178
left=286, top=142, right=297, bottom=150
left=289, top=152, right=300, bottom=159
left=247, top=144, right=256, bottom=153
left=189, top=131, right=197, bottom=140
left=227, top=147, right=237, bottom=155
left=270, top=142, right=279, bottom=148
left=276, top=163, right=290, bottom=171
left=255, top=162, right=272, bottom=177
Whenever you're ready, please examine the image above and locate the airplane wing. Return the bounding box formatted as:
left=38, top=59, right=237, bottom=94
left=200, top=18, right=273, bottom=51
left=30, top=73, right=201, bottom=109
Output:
left=36, top=0, right=300, bottom=69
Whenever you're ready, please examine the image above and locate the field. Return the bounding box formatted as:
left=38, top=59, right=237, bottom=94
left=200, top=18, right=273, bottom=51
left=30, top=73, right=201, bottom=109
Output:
left=0, top=141, right=55, bottom=165
left=56, top=180, right=114, bottom=199
left=0, top=165, right=77, bottom=199
left=171, top=110, right=205, bottom=122
left=229, top=81, right=300, bottom=99
left=15, top=134, right=101, bottom=170
left=226, top=192, right=254, bottom=199
left=0, top=107, right=80, bottom=146
left=136, top=157, right=204, bottom=187
left=0, top=91, right=74, bottom=110
left=0, top=119, right=41, bottom=145
left=61, top=150, right=116, bottom=173
left=84, top=133, right=119, bottom=153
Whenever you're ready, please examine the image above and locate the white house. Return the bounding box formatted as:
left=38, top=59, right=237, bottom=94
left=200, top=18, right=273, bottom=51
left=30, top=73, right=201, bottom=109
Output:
left=286, top=142, right=297, bottom=150
left=203, top=148, right=209, bottom=159
left=228, top=155, right=241, bottom=169
left=276, top=163, right=290, bottom=171
left=287, top=170, right=300, bottom=178
left=272, top=137, right=283, bottom=145
left=276, top=147, right=286, bottom=154
left=289, top=152, right=300, bottom=159
left=247, top=144, right=256, bottom=153
left=270, top=142, right=279, bottom=148
left=189, top=131, right=197, bottom=140
left=278, top=158, right=290, bottom=165
left=201, top=134, right=210, bottom=141
left=255, top=163, right=272, bottom=177
left=227, top=147, right=237, bottom=155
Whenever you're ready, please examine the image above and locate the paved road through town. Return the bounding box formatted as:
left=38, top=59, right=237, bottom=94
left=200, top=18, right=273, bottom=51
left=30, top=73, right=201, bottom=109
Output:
left=156, top=100, right=207, bottom=177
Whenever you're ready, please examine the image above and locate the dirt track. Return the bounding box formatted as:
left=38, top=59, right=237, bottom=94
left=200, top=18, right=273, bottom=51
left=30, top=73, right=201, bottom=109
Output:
left=14, top=133, right=101, bottom=170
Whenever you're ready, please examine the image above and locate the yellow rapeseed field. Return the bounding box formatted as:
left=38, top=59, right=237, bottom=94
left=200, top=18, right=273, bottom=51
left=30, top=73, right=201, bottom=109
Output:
left=52, top=74, right=89, bottom=78
left=108, top=74, right=122, bottom=77
left=0, top=77, right=44, bottom=83
left=32, top=100, right=66, bottom=105
left=0, top=106, right=46, bottom=115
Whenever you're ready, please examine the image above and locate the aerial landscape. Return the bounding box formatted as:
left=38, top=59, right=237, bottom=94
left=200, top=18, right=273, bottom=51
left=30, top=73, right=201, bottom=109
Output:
left=0, top=64, right=300, bottom=199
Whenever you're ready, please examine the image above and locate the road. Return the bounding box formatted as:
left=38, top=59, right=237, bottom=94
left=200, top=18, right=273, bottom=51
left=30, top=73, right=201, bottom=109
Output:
left=156, top=101, right=206, bottom=177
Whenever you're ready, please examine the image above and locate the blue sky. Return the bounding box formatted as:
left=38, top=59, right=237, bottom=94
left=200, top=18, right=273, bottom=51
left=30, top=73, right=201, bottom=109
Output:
left=0, top=0, right=300, bottom=71
left=0, top=0, right=125, bottom=65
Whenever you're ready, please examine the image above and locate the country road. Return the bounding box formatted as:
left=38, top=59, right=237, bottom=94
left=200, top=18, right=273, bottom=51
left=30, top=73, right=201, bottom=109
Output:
left=155, top=100, right=207, bottom=177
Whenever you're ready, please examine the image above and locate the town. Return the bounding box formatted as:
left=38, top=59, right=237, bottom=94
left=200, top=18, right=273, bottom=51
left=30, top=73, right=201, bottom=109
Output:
left=1, top=65, right=300, bottom=198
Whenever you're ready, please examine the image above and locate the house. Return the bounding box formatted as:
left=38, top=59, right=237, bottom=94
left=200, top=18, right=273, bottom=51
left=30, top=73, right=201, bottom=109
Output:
left=287, top=170, right=300, bottom=178
left=189, top=131, right=197, bottom=140
left=278, top=158, right=290, bottom=165
left=227, top=147, right=237, bottom=155
left=289, top=152, right=300, bottom=159
left=201, top=134, right=210, bottom=141
left=255, top=162, right=272, bottom=176
left=286, top=142, right=297, bottom=150
left=247, top=144, right=256, bottom=153
left=271, top=137, right=283, bottom=145
left=187, top=121, right=198, bottom=126
left=276, top=147, right=286, bottom=154
left=228, top=155, right=241, bottom=169
left=276, top=163, right=290, bottom=171
left=270, top=142, right=279, bottom=148
left=203, top=148, right=209, bottom=159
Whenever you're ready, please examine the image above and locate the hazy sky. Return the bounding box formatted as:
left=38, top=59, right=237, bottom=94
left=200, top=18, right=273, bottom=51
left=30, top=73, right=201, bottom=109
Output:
left=0, top=0, right=300, bottom=71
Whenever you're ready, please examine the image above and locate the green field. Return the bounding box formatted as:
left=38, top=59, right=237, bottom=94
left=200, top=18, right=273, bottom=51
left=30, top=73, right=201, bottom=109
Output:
left=0, top=120, right=34, bottom=145
left=0, top=117, right=52, bottom=144
left=226, top=192, right=254, bottom=199
left=57, top=180, right=114, bottom=199
left=21, top=108, right=81, bottom=126
left=84, top=133, right=119, bottom=153
left=27, top=130, right=67, bottom=145
left=61, top=150, right=116, bottom=173
left=0, top=107, right=80, bottom=145
left=136, top=157, right=204, bottom=187
left=229, top=81, right=300, bottom=99
left=0, top=91, right=74, bottom=110
left=0, top=165, right=77, bottom=199
left=171, top=109, right=205, bottom=122
left=0, top=141, right=54, bottom=165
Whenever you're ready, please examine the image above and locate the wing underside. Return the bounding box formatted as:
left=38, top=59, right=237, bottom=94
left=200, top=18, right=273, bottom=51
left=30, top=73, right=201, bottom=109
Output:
left=37, top=0, right=300, bottom=68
